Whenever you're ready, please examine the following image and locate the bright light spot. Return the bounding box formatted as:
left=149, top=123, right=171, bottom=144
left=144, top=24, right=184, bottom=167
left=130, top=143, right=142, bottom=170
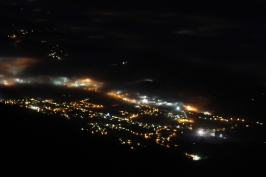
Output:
left=186, top=153, right=202, bottom=161
left=30, top=106, right=38, bottom=110
left=142, top=98, right=148, bottom=103
left=203, top=111, right=211, bottom=115
left=193, top=155, right=201, bottom=161
left=176, top=106, right=180, bottom=110
left=198, top=130, right=203, bottom=135
left=186, top=105, right=197, bottom=112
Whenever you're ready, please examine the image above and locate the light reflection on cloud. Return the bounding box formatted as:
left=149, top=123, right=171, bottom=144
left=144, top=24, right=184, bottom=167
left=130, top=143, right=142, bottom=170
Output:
left=0, top=57, right=103, bottom=87
left=0, top=57, right=38, bottom=76
left=0, top=74, right=103, bottom=89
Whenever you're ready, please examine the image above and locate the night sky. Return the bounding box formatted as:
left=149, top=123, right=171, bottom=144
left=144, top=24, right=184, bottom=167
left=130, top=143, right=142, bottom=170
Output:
left=0, top=0, right=266, bottom=118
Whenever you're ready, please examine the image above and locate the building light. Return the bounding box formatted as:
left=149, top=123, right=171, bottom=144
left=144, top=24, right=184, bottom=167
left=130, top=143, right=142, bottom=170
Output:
left=193, top=155, right=201, bottom=161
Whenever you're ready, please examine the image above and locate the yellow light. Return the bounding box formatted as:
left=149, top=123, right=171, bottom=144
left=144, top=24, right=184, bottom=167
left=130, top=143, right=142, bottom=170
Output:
left=186, top=105, right=197, bottom=111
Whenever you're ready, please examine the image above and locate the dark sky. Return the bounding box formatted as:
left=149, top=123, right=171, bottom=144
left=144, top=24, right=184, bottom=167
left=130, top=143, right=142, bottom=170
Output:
left=0, top=0, right=266, bottom=117
left=1, top=0, right=266, bottom=84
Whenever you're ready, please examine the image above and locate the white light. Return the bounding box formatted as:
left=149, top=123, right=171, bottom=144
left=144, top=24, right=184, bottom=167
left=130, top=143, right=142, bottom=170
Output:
left=142, top=98, right=148, bottom=103
left=203, top=111, right=211, bottom=115
left=176, top=106, right=180, bottom=110
left=193, top=155, right=201, bottom=161
left=30, top=106, right=38, bottom=110
left=198, top=130, right=203, bottom=135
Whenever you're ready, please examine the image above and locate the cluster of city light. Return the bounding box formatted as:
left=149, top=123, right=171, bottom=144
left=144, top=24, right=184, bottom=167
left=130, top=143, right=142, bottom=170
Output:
left=48, top=44, right=68, bottom=60
left=3, top=92, right=264, bottom=157
left=178, top=118, right=194, bottom=123
left=0, top=75, right=102, bottom=89
left=7, top=24, right=55, bottom=47
left=7, top=28, right=32, bottom=44
left=108, top=92, right=151, bottom=106
left=198, top=116, right=251, bottom=123
left=108, top=92, right=188, bottom=116
left=7, top=24, right=69, bottom=60
left=8, top=29, right=32, bottom=39
left=155, top=126, right=178, bottom=147
left=6, top=77, right=259, bottom=149
left=0, top=77, right=34, bottom=85
left=7, top=24, right=68, bottom=60
left=2, top=96, right=189, bottom=150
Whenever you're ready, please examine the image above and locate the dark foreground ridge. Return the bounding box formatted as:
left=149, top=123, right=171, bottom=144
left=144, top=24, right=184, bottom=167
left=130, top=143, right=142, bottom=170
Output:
left=1, top=103, right=265, bottom=176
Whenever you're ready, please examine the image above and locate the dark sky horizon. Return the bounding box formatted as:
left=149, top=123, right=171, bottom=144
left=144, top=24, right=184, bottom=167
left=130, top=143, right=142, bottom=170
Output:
left=1, top=0, right=266, bottom=85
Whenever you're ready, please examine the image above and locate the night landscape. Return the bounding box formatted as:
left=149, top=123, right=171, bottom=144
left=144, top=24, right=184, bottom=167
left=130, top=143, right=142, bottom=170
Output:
left=1, top=0, right=266, bottom=176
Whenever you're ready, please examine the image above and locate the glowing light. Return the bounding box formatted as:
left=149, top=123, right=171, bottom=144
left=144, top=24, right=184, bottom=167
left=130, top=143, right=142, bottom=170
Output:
left=193, top=155, right=201, bottom=161
left=198, top=130, right=203, bottom=135
left=203, top=111, right=211, bottom=115
left=185, top=105, right=197, bottom=112
left=30, top=106, right=38, bottom=110
left=185, top=153, right=201, bottom=161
